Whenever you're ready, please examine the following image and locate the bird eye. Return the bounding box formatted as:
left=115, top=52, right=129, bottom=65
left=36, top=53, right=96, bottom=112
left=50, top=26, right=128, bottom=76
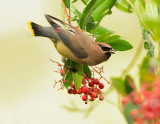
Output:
left=68, top=29, right=76, bottom=34
left=98, top=44, right=112, bottom=51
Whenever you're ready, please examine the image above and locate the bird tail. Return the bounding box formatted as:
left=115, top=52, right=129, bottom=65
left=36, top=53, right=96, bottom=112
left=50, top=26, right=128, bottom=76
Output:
left=27, top=21, right=58, bottom=39
left=27, top=21, right=43, bottom=36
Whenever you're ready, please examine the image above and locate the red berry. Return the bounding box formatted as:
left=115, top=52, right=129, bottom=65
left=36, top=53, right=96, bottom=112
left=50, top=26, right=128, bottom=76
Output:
left=81, top=86, right=88, bottom=93
left=95, top=93, right=98, bottom=98
left=94, top=88, right=102, bottom=94
left=99, top=83, right=104, bottom=89
left=68, top=89, right=72, bottom=94
left=99, top=94, right=104, bottom=100
left=82, top=94, right=88, bottom=101
left=92, top=78, right=99, bottom=85
left=82, top=78, right=87, bottom=84
left=72, top=89, right=77, bottom=94
left=122, top=97, right=129, bottom=105
left=90, top=98, right=94, bottom=101
left=130, top=109, right=138, bottom=118
left=90, top=88, right=94, bottom=92
left=78, top=88, right=82, bottom=94
left=89, top=81, right=94, bottom=87
left=133, top=94, right=143, bottom=104
left=86, top=89, right=91, bottom=95
left=90, top=92, right=96, bottom=98
left=71, top=83, right=75, bottom=88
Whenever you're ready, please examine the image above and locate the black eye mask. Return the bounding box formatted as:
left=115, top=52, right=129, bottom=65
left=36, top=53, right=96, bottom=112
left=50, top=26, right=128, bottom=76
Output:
left=98, top=44, right=112, bottom=51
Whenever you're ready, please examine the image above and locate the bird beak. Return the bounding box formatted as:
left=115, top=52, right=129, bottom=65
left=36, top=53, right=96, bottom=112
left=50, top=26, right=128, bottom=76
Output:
left=111, top=48, right=116, bottom=54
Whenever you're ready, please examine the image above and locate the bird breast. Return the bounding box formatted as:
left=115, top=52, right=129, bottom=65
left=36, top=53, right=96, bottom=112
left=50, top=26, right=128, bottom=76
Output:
left=55, top=40, right=77, bottom=60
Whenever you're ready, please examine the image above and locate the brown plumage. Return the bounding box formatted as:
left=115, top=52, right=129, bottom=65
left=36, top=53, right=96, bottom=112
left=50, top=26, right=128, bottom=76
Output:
left=28, top=14, right=115, bottom=66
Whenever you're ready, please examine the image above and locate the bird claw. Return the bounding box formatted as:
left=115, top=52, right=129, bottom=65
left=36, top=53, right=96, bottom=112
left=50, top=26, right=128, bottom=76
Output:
left=62, top=58, right=78, bottom=72
left=67, top=66, right=78, bottom=72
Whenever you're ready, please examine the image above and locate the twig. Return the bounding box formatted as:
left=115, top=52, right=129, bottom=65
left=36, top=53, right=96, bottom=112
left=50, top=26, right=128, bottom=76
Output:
left=61, top=0, right=71, bottom=25
left=91, top=66, right=110, bottom=84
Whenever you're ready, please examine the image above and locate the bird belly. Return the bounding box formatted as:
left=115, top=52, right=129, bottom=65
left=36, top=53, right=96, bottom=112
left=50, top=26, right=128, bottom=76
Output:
left=55, top=41, right=77, bottom=60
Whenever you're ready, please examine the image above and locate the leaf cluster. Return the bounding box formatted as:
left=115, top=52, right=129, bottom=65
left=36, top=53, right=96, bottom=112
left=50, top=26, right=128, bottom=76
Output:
left=62, top=0, right=133, bottom=90
left=116, top=0, right=160, bottom=57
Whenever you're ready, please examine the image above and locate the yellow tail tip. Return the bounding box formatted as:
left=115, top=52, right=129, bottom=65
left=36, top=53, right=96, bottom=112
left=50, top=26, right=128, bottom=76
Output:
left=27, top=21, right=35, bottom=36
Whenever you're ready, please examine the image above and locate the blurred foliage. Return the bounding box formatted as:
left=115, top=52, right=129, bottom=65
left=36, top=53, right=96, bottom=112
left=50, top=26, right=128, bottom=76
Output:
left=113, top=56, right=160, bottom=123
left=115, top=0, right=133, bottom=13
left=123, top=102, right=137, bottom=124
left=112, top=0, right=160, bottom=123
left=111, top=75, right=134, bottom=96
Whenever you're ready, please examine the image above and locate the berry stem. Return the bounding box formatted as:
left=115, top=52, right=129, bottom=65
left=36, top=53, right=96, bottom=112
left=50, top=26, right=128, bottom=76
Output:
left=61, top=0, right=71, bottom=25
left=91, top=66, right=110, bottom=84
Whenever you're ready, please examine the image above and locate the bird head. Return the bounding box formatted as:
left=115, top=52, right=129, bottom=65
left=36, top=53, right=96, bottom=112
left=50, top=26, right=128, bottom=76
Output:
left=97, top=42, right=116, bottom=55
left=86, top=42, right=115, bottom=65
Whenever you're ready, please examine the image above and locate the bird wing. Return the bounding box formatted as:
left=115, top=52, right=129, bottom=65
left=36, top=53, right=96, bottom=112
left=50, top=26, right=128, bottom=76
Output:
left=45, top=14, right=90, bottom=59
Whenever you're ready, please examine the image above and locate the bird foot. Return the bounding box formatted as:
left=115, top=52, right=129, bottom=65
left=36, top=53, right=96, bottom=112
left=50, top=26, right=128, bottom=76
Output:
left=67, top=65, right=78, bottom=72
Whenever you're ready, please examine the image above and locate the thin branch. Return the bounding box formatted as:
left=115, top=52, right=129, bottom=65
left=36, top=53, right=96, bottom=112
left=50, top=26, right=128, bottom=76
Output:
left=61, top=0, right=71, bottom=25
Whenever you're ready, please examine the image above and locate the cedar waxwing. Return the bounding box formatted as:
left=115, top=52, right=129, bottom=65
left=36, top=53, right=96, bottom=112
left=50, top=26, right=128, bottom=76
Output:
left=28, top=14, right=115, bottom=66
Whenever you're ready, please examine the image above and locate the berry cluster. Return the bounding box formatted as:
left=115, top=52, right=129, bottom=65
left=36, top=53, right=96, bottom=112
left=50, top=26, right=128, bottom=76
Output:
left=50, top=59, right=110, bottom=104
left=67, top=78, right=105, bottom=104
left=122, top=77, right=160, bottom=124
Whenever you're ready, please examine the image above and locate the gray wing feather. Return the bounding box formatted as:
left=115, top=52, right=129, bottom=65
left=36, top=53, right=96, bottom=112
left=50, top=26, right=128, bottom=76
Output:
left=45, top=14, right=88, bottom=59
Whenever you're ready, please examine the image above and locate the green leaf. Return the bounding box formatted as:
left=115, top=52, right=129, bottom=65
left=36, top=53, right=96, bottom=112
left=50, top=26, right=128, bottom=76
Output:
left=107, top=39, right=133, bottom=51
left=96, top=33, right=133, bottom=51
left=115, top=0, right=133, bottom=13
left=63, top=0, right=70, bottom=9
left=138, top=57, right=157, bottom=83
left=134, top=0, right=147, bottom=29
left=70, top=4, right=115, bottom=35
left=63, top=59, right=72, bottom=89
left=83, top=65, right=91, bottom=78
left=86, top=22, right=115, bottom=35
left=72, top=0, right=78, bottom=3
left=144, top=20, right=160, bottom=42
left=96, top=34, right=120, bottom=43
left=95, top=33, right=111, bottom=42
left=91, top=0, right=117, bottom=21
left=70, top=61, right=83, bottom=91
left=79, top=0, right=98, bottom=30
left=70, top=4, right=82, bottom=18
left=106, top=35, right=121, bottom=43
left=81, top=0, right=88, bottom=4
left=129, top=0, right=135, bottom=5
left=64, top=71, right=73, bottom=89
left=111, top=77, right=126, bottom=95
left=139, top=57, right=150, bottom=77
left=146, top=0, right=158, bottom=20
left=139, top=57, right=153, bottom=83
left=123, top=102, right=137, bottom=124
left=65, top=59, right=71, bottom=66
left=69, top=16, right=77, bottom=21
left=134, top=0, right=159, bottom=44
left=144, top=41, right=150, bottom=50
left=111, top=76, right=134, bottom=95
left=124, top=75, right=134, bottom=94
left=92, top=10, right=109, bottom=37
left=142, top=28, right=155, bottom=57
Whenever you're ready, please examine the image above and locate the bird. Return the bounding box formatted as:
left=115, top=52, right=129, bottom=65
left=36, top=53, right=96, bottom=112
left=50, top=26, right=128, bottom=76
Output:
left=27, top=14, right=115, bottom=66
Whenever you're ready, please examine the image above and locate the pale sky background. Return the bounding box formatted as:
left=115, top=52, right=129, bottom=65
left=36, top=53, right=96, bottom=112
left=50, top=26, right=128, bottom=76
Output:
left=0, top=0, right=143, bottom=124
